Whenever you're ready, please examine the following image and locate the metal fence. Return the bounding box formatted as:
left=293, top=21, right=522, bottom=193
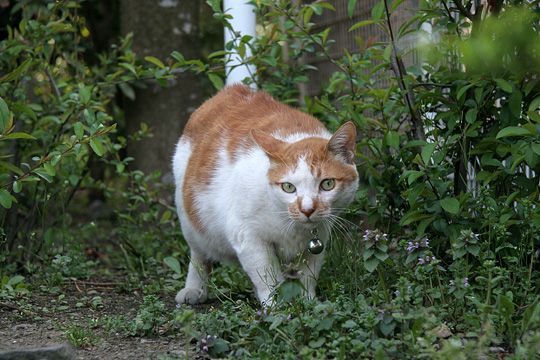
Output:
left=306, top=0, right=418, bottom=94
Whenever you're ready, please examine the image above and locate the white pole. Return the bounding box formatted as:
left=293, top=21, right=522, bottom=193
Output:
left=223, top=0, right=257, bottom=88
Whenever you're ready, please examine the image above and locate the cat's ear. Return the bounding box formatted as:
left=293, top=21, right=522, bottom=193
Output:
left=251, top=129, right=286, bottom=160
left=327, top=121, right=357, bottom=164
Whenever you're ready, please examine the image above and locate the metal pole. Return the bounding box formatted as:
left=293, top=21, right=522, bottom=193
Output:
left=223, top=0, right=257, bottom=88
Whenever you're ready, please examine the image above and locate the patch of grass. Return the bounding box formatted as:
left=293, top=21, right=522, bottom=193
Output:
left=129, top=295, right=168, bottom=337
left=65, top=325, right=100, bottom=348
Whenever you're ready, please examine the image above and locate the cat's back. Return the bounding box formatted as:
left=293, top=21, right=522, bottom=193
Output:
left=181, top=84, right=327, bottom=152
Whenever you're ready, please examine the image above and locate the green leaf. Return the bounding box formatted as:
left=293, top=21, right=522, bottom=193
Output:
left=440, top=197, right=460, bottom=215
left=144, top=56, right=165, bottom=69
left=364, top=257, right=379, bottom=272
left=456, top=83, right=474, bottom=101
left=347, top=0, right=358, bottom=17
left=309, top=338, right=325, bottom=349
left=349, top=20, right=376, bottom=31
left=208, top=73, right=224, bottom=90
left=385, top=130, right=399, bottom=149
left=1, top=132, right=36, bottom=140
left=118, top=83, right=135, bottom=101
left=74, top=122, right=84, bottom=140
left=0, top=189, right=15, bottom=209
left=7, top=275, right=24, bottom=286
left=465, top=108, right=477, bottom=124
left=163, top=256, right=181, bottom=274
left=467, top=244, right=480, bottom=257
left=119, top=62, right=137, bottom=75
left=496, top=126, right=533, bottom=139
left=78, top=84, right=91, bottom=104
left=528, top=96, right=540, bottom=112
left=509, top=91, right=523, bottom=118
left=391, top=0, right=405, bottom=11
left=371, top=1, right=384, bottom=21
left=33, top=169, right=53, bottom=183
left=421, top=142, right=436, bottom=164
left=89, top=138, right=106, bottom=157
left=43, top=162, right=56, bottom=176
left=400, top=209, right=430, bottom=226
left=12, top=181, right=22, bottom=193
left=0, top=161, right=24, bottom=176
left=0, top=96, right=9, bottom=133
left=495, top=78, right=513, bottom=93
left=0, top=58, right=32, bottom=83
left=208, top=50, right=228, bottom=59
left=406, top=170, right=424, bottom=185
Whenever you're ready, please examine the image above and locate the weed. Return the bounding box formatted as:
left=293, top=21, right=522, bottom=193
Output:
left=65, top=325, right=100, bottom=348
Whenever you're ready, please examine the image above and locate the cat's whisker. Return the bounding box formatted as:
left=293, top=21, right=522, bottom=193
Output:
left=328, top=213, right=360, bottom=230
left=326, top=215, right=354, bottom=242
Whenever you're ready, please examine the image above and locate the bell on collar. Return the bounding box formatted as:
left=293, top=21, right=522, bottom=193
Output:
left=308, top=229, right=324, bottom=255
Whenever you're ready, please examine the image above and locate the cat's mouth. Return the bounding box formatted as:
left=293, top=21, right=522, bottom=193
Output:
left=297, top=218, right=318, bottom=227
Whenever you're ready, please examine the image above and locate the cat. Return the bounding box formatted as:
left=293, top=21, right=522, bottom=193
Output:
left=172, top=84, right=358, bottom=306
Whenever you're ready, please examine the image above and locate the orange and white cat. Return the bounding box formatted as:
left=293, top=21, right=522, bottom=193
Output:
left=172, top=85, right=358, bottom=305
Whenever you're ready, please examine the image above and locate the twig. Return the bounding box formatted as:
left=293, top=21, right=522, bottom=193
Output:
left=383, top=0, right=425, bottom=141
left=0, top=301, right=19, bottom=311
left=67, top=279, right=121, bottom=286
left=441, top=0, right=462, bottom=38
left=273, top=4, right=359, bottom=101
left=452, top=0, right=474, bottom=21
left=45, top=67, right=61, bottom=99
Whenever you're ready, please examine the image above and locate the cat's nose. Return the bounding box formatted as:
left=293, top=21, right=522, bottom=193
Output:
left=300, top=207, right=315, bottom=218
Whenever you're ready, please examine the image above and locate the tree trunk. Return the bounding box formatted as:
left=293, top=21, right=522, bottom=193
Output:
left=120, top=0, right=204, bottom=179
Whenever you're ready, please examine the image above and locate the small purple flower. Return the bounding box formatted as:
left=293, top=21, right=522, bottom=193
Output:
left=287, top=314, right=292, bottom=321
left=175, top=303, right=181, bottom=309
left=363, top=229, right=388, bottom=243
left=201, top=338, right=207, bottom=345
left=406, top=237, right=430, bottom=253
left=202, top=345, right=209, bottom=352
left=463, top=277, right=469, bottom=287
left=418, top=257, right=425, bottom=265
left=363, top=230, right=371, bottom=241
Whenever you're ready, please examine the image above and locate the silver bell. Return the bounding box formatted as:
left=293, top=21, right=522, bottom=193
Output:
left=308, top=238, right=324, bottom=255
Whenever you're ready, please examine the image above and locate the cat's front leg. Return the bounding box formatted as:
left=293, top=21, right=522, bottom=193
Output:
left=232, top=233, right=284, bottom=306
left=298, top=250, right=325, bottom=300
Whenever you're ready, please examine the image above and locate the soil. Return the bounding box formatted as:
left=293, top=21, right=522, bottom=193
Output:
left=0, top=279, right=200, bottom=359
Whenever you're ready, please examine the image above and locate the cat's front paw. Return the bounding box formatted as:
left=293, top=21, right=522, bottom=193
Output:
left=176, top=287, right=207, bottom=305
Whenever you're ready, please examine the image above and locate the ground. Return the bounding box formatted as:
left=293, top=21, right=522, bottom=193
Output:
left=0, top=278, right=197, bottom=359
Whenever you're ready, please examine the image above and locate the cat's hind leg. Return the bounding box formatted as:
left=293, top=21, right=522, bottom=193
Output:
left=176, top=248, right=211, bottom=305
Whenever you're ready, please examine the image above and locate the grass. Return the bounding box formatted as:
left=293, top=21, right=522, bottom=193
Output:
left=1, top=219, right=539, bottom=359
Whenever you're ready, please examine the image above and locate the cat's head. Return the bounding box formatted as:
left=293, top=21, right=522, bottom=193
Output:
left=251, top=122, right=358, bottom=226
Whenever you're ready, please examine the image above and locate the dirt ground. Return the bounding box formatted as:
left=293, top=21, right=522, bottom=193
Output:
left=0, top=279, right=199, bottom=359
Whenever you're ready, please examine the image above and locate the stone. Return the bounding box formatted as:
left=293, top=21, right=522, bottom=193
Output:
left=0, top=343, right=75, bottom=360
left=433, top=323, right=453, bottom=339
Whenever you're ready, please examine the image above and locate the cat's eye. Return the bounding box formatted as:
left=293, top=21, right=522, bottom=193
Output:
left=320, top=179, right=335, bottom=191
left=281, top=182, right=296, bottom=193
